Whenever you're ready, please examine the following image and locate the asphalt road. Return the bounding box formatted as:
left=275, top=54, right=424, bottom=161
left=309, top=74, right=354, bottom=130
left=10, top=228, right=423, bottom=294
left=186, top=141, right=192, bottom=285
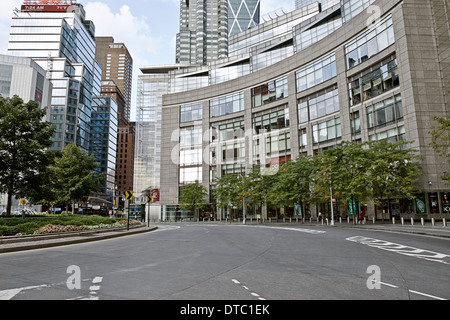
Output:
left=0, top=224, right=449, bottom=302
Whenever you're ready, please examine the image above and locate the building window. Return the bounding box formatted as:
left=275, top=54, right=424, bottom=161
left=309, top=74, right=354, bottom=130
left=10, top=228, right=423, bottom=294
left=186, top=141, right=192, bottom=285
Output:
left=210, top=91, right=244, bottom=117
left=180, top=101, right=203, bottom=122
left=368, top=125, right=405, bottom=143
left=367, top=94, right=403, bottom=129
left=350, top=111, right=361, bottom=135
left=345, top=15, right=394, bottom=69
left=298, top=87, right=339, bottom=123
left=312, top=117, right=342, bottom=144
left=252, top=107, right=290, bottom=134
left=349, top=57, right=399, bottom=105
left=296, top=52, right=337, bottom=92
left=251, top=76, right=288, bottom=108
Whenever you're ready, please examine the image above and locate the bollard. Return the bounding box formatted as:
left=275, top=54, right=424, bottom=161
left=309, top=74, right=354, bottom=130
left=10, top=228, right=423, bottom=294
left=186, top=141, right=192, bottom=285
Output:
left=347, top=216, right=350, bottom=224
left=443, top=218, right=447, bottom=227
left=392, top=217, right=395, bottom=224
left=373, top=217, right=375, bottom=224
left=339, top=217, right=342, bottom=224
left=431, top=218, right=435, bottom=226
left=326, top=218, right=329, bottom=226
left=401, top=217, right=404, bottom=225
left=411, top=217, right=414, bottom=225
left=421, top=217, right=424, bottom=226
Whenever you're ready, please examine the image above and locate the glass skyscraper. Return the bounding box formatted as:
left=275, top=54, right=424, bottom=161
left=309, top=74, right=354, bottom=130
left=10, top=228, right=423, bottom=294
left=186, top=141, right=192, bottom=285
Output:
left=89, top=96, right=118, bottom=207
left=7, top=1, right=102, bottom=153
left=228, top=0, right=260, bottom=37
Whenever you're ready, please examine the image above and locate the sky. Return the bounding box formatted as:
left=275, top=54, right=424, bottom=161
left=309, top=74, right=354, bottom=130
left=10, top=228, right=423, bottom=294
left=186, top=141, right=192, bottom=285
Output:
left=0, top=0, right=296, bottom=120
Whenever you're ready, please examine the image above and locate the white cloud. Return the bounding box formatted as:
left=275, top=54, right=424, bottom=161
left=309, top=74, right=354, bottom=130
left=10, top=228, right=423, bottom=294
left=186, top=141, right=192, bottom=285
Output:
left=84, top=2, right=172, bottom=121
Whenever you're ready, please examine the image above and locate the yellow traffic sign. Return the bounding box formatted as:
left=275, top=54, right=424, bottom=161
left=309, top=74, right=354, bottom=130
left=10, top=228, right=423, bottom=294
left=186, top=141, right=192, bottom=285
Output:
left=147, top=196, right=152, bottom=203
left=126, top=191, right=133, bottom=201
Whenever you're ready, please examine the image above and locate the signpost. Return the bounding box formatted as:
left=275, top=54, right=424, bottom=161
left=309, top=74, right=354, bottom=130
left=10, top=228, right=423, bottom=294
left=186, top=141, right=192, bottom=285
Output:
left=126, top=191, right=133, bottom=230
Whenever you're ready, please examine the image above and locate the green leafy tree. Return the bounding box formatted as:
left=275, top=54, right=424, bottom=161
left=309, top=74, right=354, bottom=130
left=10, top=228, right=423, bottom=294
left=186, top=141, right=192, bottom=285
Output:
left=430, top=115, right=450, bottom=183
left=179, top=182, right=209, bottom=219
left=314, top=141, right=372, bottom=224
left=213, top=174, right=244, bottom=218
left=0, top=95, right=55, bottom=216
left=270, top=155, right=315, bottom=223
left=367, top=140, right=422, bottom=222
left=50, top=143, right=103, bottom=213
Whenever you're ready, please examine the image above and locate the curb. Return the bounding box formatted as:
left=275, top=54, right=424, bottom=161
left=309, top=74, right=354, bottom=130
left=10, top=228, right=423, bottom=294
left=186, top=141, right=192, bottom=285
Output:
left=0, top=225, right=158, bottom=254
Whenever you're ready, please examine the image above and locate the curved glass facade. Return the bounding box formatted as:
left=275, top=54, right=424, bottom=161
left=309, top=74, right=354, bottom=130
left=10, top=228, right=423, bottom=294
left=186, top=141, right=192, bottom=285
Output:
left=160, top=0, right=450, bottom=221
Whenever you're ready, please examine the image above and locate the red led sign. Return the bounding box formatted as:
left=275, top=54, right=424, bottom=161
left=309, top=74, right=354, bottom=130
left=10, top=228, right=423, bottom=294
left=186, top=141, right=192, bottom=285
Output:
left=21, top=0, right=74, bottom=12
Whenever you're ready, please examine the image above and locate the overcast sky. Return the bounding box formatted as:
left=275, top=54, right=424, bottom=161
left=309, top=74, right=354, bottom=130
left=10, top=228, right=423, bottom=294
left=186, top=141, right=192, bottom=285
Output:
left=0, top=0, right=296, bottom=120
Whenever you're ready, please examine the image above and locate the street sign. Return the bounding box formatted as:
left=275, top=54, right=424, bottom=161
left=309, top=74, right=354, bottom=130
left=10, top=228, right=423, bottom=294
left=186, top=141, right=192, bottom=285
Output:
left=147, top=195, right=152, bottom=203
left=126, top=190, right=133, bottom=201
left=150, top=189, right=160, bottom=202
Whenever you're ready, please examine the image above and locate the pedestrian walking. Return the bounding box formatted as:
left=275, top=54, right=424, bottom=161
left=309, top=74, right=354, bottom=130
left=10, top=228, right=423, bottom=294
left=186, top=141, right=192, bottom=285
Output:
left=359, top=210, right=364, bottom=224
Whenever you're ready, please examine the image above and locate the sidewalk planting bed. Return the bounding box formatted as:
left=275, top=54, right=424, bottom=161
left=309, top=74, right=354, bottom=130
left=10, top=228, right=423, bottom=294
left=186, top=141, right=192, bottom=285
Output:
left=0, top=215, right=142, bottom=236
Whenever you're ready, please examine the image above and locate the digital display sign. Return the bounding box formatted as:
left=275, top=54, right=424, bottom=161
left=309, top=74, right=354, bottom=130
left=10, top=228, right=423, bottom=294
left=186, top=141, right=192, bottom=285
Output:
left=21, top=0, right=74, bottom=12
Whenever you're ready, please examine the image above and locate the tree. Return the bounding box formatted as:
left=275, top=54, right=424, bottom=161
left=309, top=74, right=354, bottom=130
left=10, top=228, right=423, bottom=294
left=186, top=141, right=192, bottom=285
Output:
left=314, top=141, right=372, bottom=224
left=213, top=174, right=243, bottom=218
left=179, top=182, right=209, bottom=219
left=50, top=143, right=103, bottom=213
left=430, top=115, right=450, bottom=183
left=271, top=155, right=315, bottom=223
left=0, top=95, right=55, bottom=216
left=366, top=140, right=422, bottom=222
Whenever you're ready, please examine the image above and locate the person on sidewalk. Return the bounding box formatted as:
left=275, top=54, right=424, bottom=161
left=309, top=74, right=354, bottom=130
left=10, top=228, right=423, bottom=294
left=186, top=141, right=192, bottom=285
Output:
left=359, top=210, right=365, bottom=224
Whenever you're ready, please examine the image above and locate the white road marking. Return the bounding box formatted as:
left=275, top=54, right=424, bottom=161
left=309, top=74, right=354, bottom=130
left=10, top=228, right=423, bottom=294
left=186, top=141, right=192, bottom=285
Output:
left=378, top=282, right=446, bottom=300
left=379, top=282, right=398, bottom=288
left=231, top=279, right=267, bottom=300
left=0, top=284, right=48, bottom=300
left=346, top=236, right=450, bottom=265
left=244, top=225, right=326, bottom=235
left=92, top=277, right=103, bottom=284
left=409, top=290, right=446, bottom=300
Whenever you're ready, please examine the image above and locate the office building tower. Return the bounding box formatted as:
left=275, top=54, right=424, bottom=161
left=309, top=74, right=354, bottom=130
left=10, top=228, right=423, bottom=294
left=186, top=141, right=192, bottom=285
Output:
left=95, top=37, right=135, bottom=209
left=176, top=0, right=261, bottom=65
left=7, top=1, right=102, bottom=153
left=134, top=65, right=178, bottom=220
left=228, top=0, right=260, bottom=37
left=160, top=0, right=450, bottom=221
left=89, top=96, right=118, bottom=208
left=95, top=37, right=133, bottom=125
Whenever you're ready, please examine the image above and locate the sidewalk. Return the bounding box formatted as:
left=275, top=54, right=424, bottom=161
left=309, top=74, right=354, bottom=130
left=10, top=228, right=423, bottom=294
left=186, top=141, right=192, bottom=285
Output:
left=0, top=224, right=158, bottom=254
left=157, top=217, right=450, bottom=239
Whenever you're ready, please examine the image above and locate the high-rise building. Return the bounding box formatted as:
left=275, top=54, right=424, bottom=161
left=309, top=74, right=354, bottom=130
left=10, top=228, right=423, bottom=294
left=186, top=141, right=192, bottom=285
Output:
left=134, top=65, right=179, bottom=220
left=89, top=96, right=118, bottom=207
left=160, top=0, right=450, bottom=221
left=7, top=0, right=102, bottom=153
left=228, top=0, right=260, bottom=37
left=94, top=37, right=135, bottom=211
left=95, top=37, right=133, bottom=125
left=176, top=0, right=261, bottom=65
